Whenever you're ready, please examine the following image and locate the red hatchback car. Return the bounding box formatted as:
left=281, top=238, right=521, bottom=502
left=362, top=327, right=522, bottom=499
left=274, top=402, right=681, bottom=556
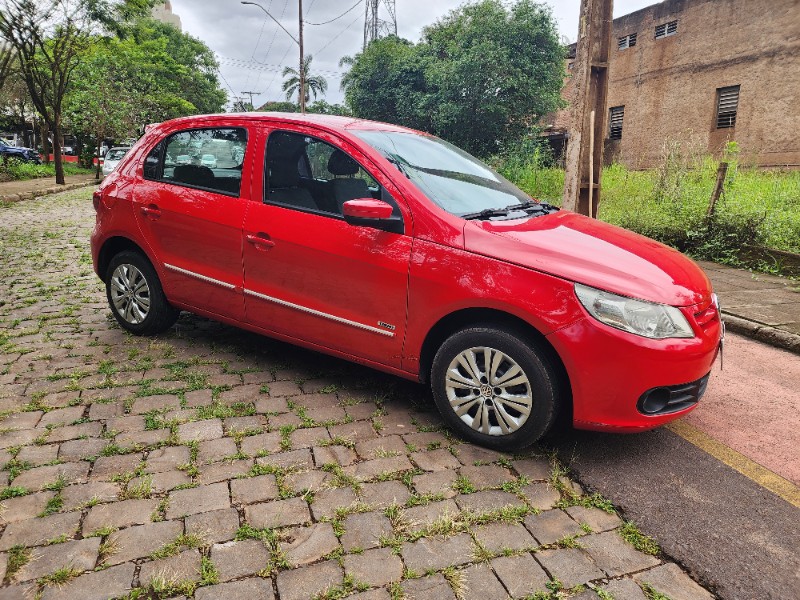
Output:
left=91, top=113, right=722, bottom=450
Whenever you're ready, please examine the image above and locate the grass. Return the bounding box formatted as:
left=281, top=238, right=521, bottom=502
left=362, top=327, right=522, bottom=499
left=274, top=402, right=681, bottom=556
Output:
left=0, top=158, right=92, bottom=182
left=500, top=147, right=800, bottom=272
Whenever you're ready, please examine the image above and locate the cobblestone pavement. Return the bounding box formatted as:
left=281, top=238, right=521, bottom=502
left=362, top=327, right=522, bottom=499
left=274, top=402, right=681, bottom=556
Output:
left=0, top=189, right=714, bottom=599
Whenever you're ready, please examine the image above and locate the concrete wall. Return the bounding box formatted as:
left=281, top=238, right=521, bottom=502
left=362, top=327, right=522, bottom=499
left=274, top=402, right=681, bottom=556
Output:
left=553, top=0, right=800, bottom=168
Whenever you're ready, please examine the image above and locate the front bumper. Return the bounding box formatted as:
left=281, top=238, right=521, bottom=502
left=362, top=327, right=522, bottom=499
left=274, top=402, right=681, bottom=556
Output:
left=546, top=309, right=722, bottom=432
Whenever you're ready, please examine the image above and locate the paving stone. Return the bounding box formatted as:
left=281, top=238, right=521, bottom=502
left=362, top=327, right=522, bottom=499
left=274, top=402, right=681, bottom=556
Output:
left=60, top=481, right=120, bottom=511
left=267, top=412, right=303, bottom=429
left=412, top=470, right=458, bottom=498
left=210, top=539, right=270, bottom=581
left=46, top=422, right=102, bottom=443
left=198, top=437, right=238, bottom=464
left=0, top=429, right=38, bottom=450
left=0, top=511, right=81, bottom=550
left=105, top=520, right=184, bottom=565
left=460, top=562, right=509, bottom=600
left=145, top=446, right=191, bottom=474
left=139, top=549, right=202, bottom=586
left=411, top=448, right=462, bottom=472
left=491, top=553, right=550, bottom=598
left=178, top=419, right=223, bottom=443
left=230, top=474, right=278, bottom=504
left=218, top=384, right=264, bottom=405
left=198, top=459, right=253, bottom=484
left=343, top=546, right=403, bottom=587
left=185, top=508, right=240, bottom=544
left=524, top=509, right=585, bottom=545
left=458, top=464, right=514, bottom=488
left=115, top=428, right=170, bottom=449
left=131, top=395, right=181, bottom=414
left=167, top=481, right=230, bottom=518
left=536, top=548, right=605, bottom=588
left=83, top=498, right=158, bottom=534
left=11, top=461, right=89, bottom=491
left=240, top=431, right=282, bottom=456
left=0, top=551, right=5, bottom=582
left=14, top=537, right=100, bottom=582
left=276, top=559, right=343, bottom=600
left=0, top=410, right=43, bottom=429
left=474, top=522, right=537, bottom=553
left=402, top=431, right=451, bottom=451
left=584, top=531, right=665, bottom=577
left=402, top=532, right=473, bottom=571
left=565, top=506, right=623, bottom=533
left=0, top=491, right=55, bottom=524
left=245, top=497, right=311, bottom=529
left=130, top=469, right=191, bottom=493
left=58, top=438, right=107, bottom=461
left=285, top=469, right=330, bottom=494
left=328, top=420, right=377, bottom=442
left=520, top=482, right=561, bottom=510
left=90, top=454, right=142, bottom=480
left=0, top=583, right=36, bottom=599
left=40, top=562, right=134, bottom=600
left=255, top=396, right=290, bottom=414
left=401, top=573, right=457, bottom=600
left=106, top=415, right=146, bottom=433
left=512, top=457, right=551, bottom=481
left=454, top=490, right=524, bottom=513
left=163, top=408, right=198, bottom=423
left=223, top=415, right=266, bottom=435
left=598, top=578, right=649, bottom=600
left=265, top=380, right=303, bottom=397
left=194, top=577, right=275, bottom=600
left=37, top=406, right=84, bottom=428
left=87, top=401, right=124, bottom=420
left=358, top=480, right=411, bottom=508
left=341, top=511, right=394, bottom=551
left=16, top=444, right=59, bottom=466
left=256, top=448, right=313, bottom=470
left=355, top=434, right=407, bottom=458
left=404, top=499, right=461, bottom=529
left=281, top=522, right=340, bottom=566
left=184, top=389, right=214, bottom=408
left=343, top=455, right=414, bottom=482
left=343, top=402, right=377, bottom=421
left=312, top=444, right=357, bottom=466
left=310, top=487, right=358, bottom=520
left=633, top=563, right=714, bottom=600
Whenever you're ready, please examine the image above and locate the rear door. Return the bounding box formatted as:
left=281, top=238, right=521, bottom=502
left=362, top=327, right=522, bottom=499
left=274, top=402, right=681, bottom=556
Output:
left=133, top=126, right=251, bottom=320
left=241, top=125, right=412, bottom=368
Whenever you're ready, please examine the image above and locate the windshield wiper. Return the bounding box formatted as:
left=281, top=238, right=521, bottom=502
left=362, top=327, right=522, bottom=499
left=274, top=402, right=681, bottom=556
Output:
left=461, top=207, right=512, bottom=220
left=504, top=200, right=557, bottom=213
left=462, top=201, right=557, bottom=221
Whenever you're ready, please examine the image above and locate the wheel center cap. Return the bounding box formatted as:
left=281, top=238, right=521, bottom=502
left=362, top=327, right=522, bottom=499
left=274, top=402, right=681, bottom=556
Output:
left=480, top=384, right=493, bottom=398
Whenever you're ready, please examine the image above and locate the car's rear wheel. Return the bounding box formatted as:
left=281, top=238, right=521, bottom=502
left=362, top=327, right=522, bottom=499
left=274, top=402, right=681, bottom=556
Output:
left=106, top=251, right=179, bottom=335
left=430, top=326, right=559, bottom=451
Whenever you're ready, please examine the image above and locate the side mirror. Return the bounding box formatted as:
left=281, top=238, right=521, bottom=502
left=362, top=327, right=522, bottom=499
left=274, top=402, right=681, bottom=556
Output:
left=342, top=199, right=403, bottom=234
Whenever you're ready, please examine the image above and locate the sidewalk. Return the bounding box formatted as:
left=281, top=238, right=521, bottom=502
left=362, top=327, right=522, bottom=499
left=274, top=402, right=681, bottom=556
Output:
left=0, top=173, right=99, bottom=203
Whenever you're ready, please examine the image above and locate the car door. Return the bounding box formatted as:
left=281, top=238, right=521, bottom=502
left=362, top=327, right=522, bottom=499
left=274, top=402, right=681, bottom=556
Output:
left=241, top=126, right=412, bottom=368
left=133, top=126, right=251, bottom=320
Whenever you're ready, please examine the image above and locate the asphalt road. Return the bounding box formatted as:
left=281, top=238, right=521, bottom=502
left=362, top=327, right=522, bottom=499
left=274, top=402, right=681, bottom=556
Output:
left=552, top=332, right=800, bottom=600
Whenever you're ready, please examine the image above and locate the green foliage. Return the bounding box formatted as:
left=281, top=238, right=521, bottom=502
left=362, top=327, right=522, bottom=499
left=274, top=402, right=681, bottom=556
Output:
left=282, top=55, right=328, bottom=104
left=0, top=158, right=91, bottom=182
left=619, top=521, right=660, bottom=556
left=340, top=0, right=565, bottom=157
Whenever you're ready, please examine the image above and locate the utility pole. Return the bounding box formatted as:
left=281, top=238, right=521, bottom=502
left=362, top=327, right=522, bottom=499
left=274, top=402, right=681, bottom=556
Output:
left=364, top=0, right=397, bottom=50
left=298, top=0, right=305, bottom=114
left=240, top=91, right=261, bottom=110
left=562, top=0, right=613, bottom=217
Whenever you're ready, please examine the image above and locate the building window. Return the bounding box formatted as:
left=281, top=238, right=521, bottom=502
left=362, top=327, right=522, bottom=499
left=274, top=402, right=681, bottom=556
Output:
left=655, top=20, right=678, bottom=39
left=609, top=106, right=624, bottom=140
left=618, top=33, right=637, bottom=50
left=716, top=85, right=740, bottom=129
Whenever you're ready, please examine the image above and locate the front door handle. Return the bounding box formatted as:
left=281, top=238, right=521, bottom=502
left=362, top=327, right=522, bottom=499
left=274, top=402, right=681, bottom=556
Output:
left=246, top=233, right=276, bottom=249
left=141, top=204, right=161, bottom=219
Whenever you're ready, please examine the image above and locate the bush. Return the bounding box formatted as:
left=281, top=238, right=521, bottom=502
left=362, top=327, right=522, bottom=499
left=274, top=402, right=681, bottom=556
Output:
left=0, top=158, right=92, bottom=182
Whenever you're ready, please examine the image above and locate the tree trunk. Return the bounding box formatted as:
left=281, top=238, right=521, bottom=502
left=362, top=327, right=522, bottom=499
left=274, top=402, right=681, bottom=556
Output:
left=53, top=118, right=65, bottom=185
left=95, top=135, right=103, bottom=180
left=40, top=121, right=51, bottom=165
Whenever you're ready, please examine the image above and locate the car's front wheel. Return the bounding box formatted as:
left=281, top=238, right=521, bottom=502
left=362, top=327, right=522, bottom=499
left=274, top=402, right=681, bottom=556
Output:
left=105, top=251, right=179, bottom=335
left=430, top=326, right=560, bottom=451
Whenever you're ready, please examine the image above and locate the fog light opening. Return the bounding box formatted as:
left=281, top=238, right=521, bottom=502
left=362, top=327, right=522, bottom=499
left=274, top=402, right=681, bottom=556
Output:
left=641, top=387, right=670, bottom=414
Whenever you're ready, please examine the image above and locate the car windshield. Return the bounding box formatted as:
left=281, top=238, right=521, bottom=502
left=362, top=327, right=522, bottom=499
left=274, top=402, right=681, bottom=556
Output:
left=353, top=130, right=533, bottom=217
left=0, top=140, right=8, bottom=148
left=106, top=149, right=128, bottom=161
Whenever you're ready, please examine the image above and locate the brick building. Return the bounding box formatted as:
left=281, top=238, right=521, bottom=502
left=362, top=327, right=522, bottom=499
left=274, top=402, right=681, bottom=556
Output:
left=544, top=0, right=800, bottom=168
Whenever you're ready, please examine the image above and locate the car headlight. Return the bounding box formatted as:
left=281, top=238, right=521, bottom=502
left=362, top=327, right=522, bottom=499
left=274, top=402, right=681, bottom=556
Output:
left=574, top=283, right=694, bottom=339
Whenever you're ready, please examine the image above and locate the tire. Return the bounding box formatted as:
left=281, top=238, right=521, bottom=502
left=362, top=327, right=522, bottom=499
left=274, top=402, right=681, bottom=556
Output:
left=105, top=251, right=179, bottom=335
left=430, top=326, right=560, bottom=451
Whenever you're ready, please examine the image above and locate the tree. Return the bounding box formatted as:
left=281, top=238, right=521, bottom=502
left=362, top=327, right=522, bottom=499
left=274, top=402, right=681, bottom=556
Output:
left=282, top=55, right=328, bottom=104
left=340, top=0, right=565, bottom=157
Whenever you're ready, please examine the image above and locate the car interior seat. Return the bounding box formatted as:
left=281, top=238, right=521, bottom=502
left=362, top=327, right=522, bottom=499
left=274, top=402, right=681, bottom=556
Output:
left=326, top=149, right=370, bottom=213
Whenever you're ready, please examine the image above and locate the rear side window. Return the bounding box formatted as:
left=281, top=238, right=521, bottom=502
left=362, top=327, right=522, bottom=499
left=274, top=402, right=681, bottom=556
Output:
left=144, top=127, right=247, bottom=197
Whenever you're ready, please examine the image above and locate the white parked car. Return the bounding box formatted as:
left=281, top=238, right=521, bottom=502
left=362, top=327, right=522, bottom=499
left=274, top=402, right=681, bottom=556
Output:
left=200, top=154, right=217, bottom=169
left=102, top=147, right=131, bottom=176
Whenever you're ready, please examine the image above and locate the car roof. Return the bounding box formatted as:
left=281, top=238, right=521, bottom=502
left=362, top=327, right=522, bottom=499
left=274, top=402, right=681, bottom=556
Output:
left=109, top=146, right=131, bottom=151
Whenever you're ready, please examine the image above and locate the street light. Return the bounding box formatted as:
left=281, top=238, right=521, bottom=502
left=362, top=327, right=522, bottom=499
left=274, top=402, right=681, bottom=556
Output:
left=241, top=0, right=306, bottom=114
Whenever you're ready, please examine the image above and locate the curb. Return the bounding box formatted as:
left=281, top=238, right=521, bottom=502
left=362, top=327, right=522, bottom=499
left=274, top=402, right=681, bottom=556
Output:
left=722, top=313, right=800, bottom=355
left=0, top=179, right=99, bottom=204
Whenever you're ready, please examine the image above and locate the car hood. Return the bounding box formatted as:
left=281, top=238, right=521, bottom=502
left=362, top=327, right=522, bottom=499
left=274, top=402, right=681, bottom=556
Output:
left=463, top=211, right=711, bottom=307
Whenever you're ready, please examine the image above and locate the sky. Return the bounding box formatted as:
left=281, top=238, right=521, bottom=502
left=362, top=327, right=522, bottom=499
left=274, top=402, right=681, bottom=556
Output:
left=168, top=0, right=659, bottom=108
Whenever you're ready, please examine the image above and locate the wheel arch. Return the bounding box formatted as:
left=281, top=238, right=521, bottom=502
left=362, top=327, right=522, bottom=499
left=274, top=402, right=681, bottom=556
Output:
left=418, top=307, right=573, bottom=420
left=97, top=237, right=152, bottom=283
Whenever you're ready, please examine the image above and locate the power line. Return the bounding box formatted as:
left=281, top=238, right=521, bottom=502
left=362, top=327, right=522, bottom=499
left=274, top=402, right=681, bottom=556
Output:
left=314, top=12, right=362, bottom=55
left=218, top=54, right=344, bottom=77
left=305, top=0, right=363, bottom=26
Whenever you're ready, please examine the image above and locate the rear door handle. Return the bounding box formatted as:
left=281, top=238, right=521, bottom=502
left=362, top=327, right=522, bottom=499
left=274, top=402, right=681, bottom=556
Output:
left=246, top=233, right=275, bottom=249
left=141, top=205, right=161, bottom=218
